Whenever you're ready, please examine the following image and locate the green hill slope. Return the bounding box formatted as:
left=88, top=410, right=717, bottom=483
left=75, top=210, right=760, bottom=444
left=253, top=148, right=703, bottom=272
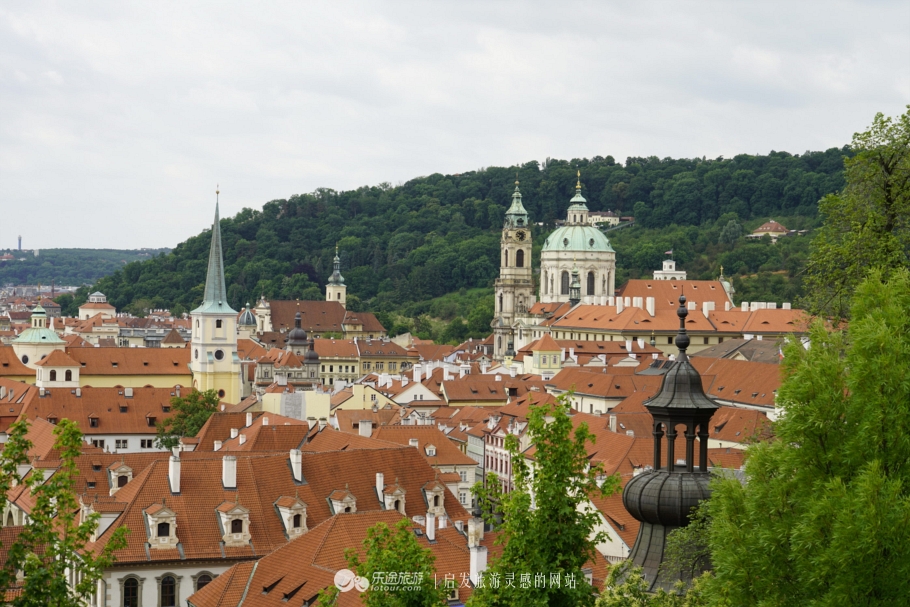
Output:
left=0, top=248, right=170, bottom=287
left=76, top=149, right=849, bottom=335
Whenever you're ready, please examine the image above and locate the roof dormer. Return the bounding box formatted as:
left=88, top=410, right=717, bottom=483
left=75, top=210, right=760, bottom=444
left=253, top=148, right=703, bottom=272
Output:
left=381, top=479, right=406, bottom=514
left=217, top=501, right=251, bottom=547
left=145, top=503, right=178, bottom=550
left=108, top=462, right=133, bottom=495
left=274, top=496, right=308, bottom=539
left=423, top=479, right=446, bottom=516
left=328, top=486, right=357, bottom=514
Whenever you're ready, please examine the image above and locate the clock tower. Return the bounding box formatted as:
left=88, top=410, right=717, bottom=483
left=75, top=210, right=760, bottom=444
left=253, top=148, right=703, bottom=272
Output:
left=492, top=181, right=536, bottom=361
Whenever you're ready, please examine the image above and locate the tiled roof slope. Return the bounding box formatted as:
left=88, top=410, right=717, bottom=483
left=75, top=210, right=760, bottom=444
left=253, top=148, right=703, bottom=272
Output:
left=0, top=347, right=32, bottom=376
left=63, top=347, right=191, bottom=376
left=194, top=412, right=262, bottom=451
left=615, top=279, right=734, bottom=311
left=370, top=426, right=476, bottom=466
left=88, top=449, right=469, bottom=565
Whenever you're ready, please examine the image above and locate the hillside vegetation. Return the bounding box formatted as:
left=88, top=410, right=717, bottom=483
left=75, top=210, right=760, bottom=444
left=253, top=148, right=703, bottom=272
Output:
left=71, top=149, right=848, bottom=337
left=0, top=248, right=169, bottom=287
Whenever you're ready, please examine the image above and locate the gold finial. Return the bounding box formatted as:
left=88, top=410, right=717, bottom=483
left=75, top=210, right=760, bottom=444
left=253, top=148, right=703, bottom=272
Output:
left=515, top=171, right=520, bottom=187
left=216, top=184, right=220, bottom=196
left=576, top=170, right=581, bottom=190
left=720, top=265, right=724, bottom=276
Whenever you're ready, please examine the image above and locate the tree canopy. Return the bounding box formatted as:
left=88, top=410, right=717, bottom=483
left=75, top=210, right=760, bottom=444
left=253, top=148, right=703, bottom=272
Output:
left=155, top=388, right=220, bottom=450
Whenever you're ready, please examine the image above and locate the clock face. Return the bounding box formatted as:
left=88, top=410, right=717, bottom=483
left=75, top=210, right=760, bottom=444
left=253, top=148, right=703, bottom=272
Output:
left=516, top=230, right=527, bottom=242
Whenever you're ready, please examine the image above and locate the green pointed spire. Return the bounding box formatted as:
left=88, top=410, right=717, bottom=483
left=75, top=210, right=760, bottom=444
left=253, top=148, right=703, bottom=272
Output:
left=504, top=178, right=529, bottom=228
left=192, top=189, right=236, bottom=315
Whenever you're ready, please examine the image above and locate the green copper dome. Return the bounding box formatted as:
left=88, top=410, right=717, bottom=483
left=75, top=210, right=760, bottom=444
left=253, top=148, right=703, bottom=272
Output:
left=542, top=225, right=614, bottom=253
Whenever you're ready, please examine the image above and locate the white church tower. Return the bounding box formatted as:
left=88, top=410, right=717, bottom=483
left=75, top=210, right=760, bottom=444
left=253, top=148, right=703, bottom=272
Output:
left=326, top=245, right=347, bottom=308
left=189, top=189, right=241, bottom=403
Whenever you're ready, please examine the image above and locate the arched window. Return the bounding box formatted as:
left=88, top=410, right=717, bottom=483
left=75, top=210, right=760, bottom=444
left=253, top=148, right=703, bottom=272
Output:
left=49, top=370, right=57, bottom=381
left=123, top=577, right=139, bottom=607
left=64, top=370, right=72, bottom=381
left=587, top=271, right=595, bottom=296
left=504, top=250, right=509, bottom=267
left=6, top=511, right=14, bottom=526
left=561, top=271, right=570, bottom=295
left=394, top=499, right=401, bottom=512
left=160, top=576, right=176, bottom=607
left=231, top=519, right=243, bottom=534
left=337, top=292, right=341, bottom=300
left=196, top=575, right=212, bottom=591
left=344, top=506, right=352, bottom=513
left=433, top=495, right=440, bottom=507
left=157, top=522, right=170, bottom=537
left=293, top=513, right=302, bottom=528
left=516, top=249, right=524, bottom=268
left=118, top=475, right=128, bottom=488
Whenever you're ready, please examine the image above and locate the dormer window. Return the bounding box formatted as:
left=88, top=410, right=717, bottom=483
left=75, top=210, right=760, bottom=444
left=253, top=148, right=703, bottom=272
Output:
left=110, top=463, right=133, bottom=495
left=381, top=481, right=407, bottom=515
left=145, top=503, right=178, bottom=549
left=423, top=480, right=446, bottom=516
left=89, top=417, right=99, bottom=428
left=217, top=501, right=251, bottom=546
left=328, top=487, right=357, bottom=515
left=425, top=445, right=436, bottom=457
left=274, top=496, right=308, bottom=539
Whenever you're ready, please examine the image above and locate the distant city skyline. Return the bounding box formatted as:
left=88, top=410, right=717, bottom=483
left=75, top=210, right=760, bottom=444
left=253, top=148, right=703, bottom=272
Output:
left=2, top=1, right=908, bottom=249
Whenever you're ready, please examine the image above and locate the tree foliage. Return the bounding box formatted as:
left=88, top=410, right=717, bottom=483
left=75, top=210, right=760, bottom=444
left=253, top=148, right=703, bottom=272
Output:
left=702, top=269, right=910, bottom=606
left=317, top=518, right=447, bottom=607
left=469, top=395, right=620, bottom=607
left=0, top=419, right=128, bottom=607
left=0, top=248, right=169, bottom=287
left=802, top=106, right=910, bottom=318
left=155, top=389, right=220, bottom=450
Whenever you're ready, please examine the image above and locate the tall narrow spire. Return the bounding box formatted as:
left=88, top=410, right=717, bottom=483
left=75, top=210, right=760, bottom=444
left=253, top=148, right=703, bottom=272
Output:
left=328, top=244, right=345, bottom=285
left=193, top=187, right=236, bottom=314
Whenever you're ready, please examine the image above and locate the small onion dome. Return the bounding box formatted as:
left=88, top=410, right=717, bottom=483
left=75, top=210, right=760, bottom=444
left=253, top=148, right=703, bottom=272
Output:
left=287, top=311, right=308, bottom=346
left=304, top=339, right=319, bottom=361
left=622, top=469, right=712, bottom=526
left=238, top=305, right=256, bottom=327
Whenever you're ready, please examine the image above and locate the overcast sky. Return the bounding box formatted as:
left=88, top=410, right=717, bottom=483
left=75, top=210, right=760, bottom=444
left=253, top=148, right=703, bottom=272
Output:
left=1, top=1, right=908, bottom=249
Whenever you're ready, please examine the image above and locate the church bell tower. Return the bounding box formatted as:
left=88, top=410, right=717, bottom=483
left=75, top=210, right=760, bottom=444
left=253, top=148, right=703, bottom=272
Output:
left=189, top=188, right=241, bottom=403
left=492, top=180, right=536, bottom=361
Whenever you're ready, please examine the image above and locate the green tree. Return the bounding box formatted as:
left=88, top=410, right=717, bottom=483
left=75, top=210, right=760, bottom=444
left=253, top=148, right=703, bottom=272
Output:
left=317, top=518, right=447, bottom=607
left=0, top=419, right=128, bottom=607
left=596, top=566, right=708, bottom=607
left=802, top=107, right=910, bottom=318
left=155, top=389, right=220, bottom=449
left=702, top=269, right=910, bottom=606
left=469, top=395, right=620, bottom=607
left=717, top=220, right=742, bottom=245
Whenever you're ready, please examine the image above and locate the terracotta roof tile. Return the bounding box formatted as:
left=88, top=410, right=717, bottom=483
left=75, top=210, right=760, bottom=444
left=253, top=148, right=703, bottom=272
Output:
left=64, top=347, right=191, bottom=377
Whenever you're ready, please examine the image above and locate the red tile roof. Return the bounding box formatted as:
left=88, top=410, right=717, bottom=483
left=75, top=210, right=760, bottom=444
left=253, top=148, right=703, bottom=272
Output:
left=64, top=347, right=191, bottom=377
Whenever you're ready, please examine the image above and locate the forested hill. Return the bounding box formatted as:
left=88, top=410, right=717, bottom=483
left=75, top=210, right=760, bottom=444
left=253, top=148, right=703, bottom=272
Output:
left=0, top=248, right=169, bottom=287
left=80, top=149, right=849, bottom=320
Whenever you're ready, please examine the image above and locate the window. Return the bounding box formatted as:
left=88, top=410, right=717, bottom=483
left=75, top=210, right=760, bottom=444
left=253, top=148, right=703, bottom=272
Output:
left=459, top=491, right=467, bottom=505
left=21, top=355, right=28, bottom=364
left=214, top=349, right=224, bottom=361
left=123, top=577, right=139, bottom=607
left=141, top=439, right=153, bottom=449
left=116, top=439, right=128, bottom=450
left=370, top=394, right=377, bottom=401
left=587, top=271, right=595, bottom=296
left=376, top=362, right=384, bottom=371
left=561, top=271, right=570, bottom=295
left=157, top=522, right=170, bottom=537
left=160, top=575, right=176, bottom=607
left=64, top=370, right=72, bottom=381
left=196, top=575, right=212, bottom=591
left=231, top=519, right=243, bottom=534
left=48, top=417, right=57, bottom=425
left=329, top=365, right=334, bottom=372
left=703, top=337, right=709, bottom=344
left=292, top=514, right=302, bottom=528
left=50, top=370, right=57, bottom=381
left=433, top=495, right=440, bottom=507
left=216, top=319, right=223, bottom=329
left=460, top=470, right=468, bottom=482
left=89, top=417, right=99, bottom=428
left=321, top=365, right=325, bottom=372
left=118, top=475, right=129, bottom=488
left=87, top=481, right=96, bottom=489
left=389, top=362, right=397, bottom=371
left=147, top=417, right=156, bottom=427
left=504, top=250, right=509, bottom=267
left=92, top=439, right=105, bottom=449
left=516, top=249, right=524, bottom=267
left=120, top=405, right=128, bottom=413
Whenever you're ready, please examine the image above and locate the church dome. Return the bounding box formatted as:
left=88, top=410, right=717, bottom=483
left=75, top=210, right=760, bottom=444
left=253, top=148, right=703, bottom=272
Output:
left=238, top=305, right=256, bottom=327
left=542, top=225, right=614, bottom=253
left=287, top=311, right=308, bottom=346
left=622, top=469, right=712, bottom=526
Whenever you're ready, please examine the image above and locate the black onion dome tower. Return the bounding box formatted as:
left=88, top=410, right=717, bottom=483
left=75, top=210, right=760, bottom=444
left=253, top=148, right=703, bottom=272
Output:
left=287, top=309, right=308, bottom=355
left=622, top=294, right=720, bottom=592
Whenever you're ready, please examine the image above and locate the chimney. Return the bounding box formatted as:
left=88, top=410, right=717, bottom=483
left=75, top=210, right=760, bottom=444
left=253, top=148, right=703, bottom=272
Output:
left=625, top=339, right=633, bottom=353
left=616, top=298, right=624, bottom=314
left=509, top=366, right=516, bottom=378
left=220, top=404, right=225, bottom=411
left=413, top=364, right=421, bottom=383
left=646, top=296, right=655, bottom=317
left=609, top=414, right=617, bottom=432
left=725, top=301, right=732, bottom=311
left=742, top=302, right=749, bottom=312
left=168, top=454, right=181, bottom=493
left=239, top=434, right=247, bottom=445
left=246, top=412, right=253, bottom=427
left=290, top=449, right=303, bottom=482
left=637, top=338, right=645, bottom=350
left=468, top=514, right=484, bottom=546
left=230, top=428, right=239, bottom=438
left=359, top=420, right=372, bottom=438
left=632, top=296, right=643, bottom=309
left=607, top=296, right=615, bottom=306
left=624, top=296, right=631, bottom=307
left=213, top=440, right=222, bottom=451
left=409, top=438, right=419, bottom=448
left=688, top=301, right=697, bottom=311
left=318, top=418, right=327, bottom=431
left=426, top=512, right=436, bottom=541
left=306, top=417, right=317, bottom=429
left=438, top=515, right=447, bottom=529
left=702, top=301, right=715, bottom=316
left=222, top=455, right=237, bottom=489
left=768, top=302, right=777, bottom=309
left=455, top=520, right=464, bottom=533
left=376, top=472, right=384, bottom=496
left=470, top=545, right=488, bottom=586
left=783, top=302, right=791, bottom=310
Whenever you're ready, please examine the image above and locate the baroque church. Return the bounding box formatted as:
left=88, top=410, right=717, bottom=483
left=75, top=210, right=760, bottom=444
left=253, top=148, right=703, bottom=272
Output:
left=491, top=173, right=617, bottom=361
